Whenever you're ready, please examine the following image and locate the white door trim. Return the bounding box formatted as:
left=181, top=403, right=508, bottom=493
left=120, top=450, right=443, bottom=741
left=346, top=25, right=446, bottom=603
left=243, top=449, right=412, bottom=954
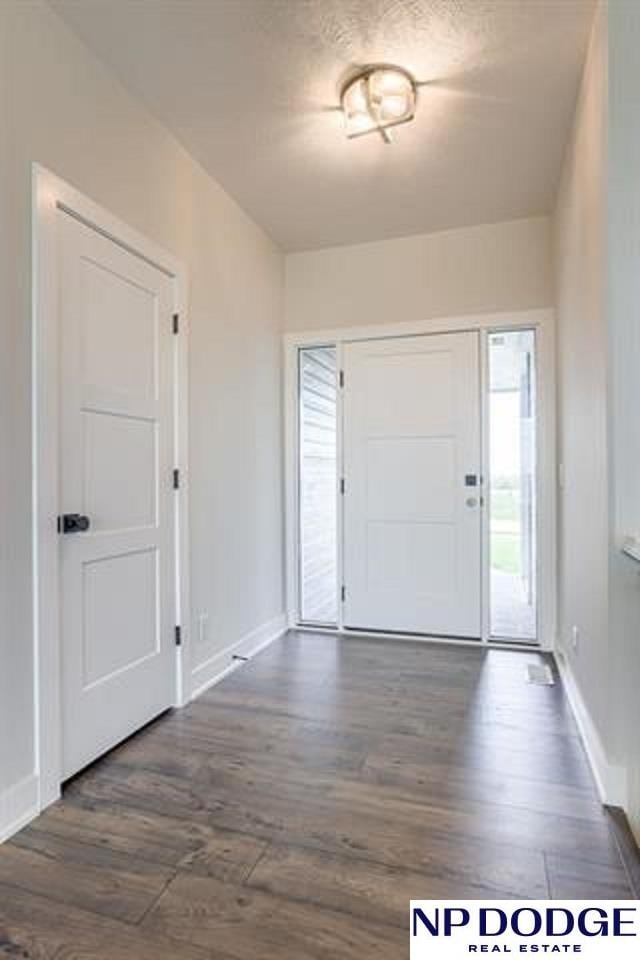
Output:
left=284, top=308, right=556, bottom=651
left=32, top=164, right=191, bottom=810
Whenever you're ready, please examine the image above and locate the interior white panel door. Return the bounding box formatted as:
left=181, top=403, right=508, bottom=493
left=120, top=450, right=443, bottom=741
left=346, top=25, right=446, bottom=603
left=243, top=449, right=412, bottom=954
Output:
left=58, top=211, right=176, bottom=779
left=343, top=332, right=481, bottom=638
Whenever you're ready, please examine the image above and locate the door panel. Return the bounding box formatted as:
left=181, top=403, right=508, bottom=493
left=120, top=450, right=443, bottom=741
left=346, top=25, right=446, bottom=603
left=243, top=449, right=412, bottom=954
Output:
left=83, top=410, right=157, bottom=530
left=80, top=256, right=158, bottom=399
left=343, top=332, right=481, bottom=638
left=81, top=548, right=159, bottom=688
left=367, top=436, right=455, bottom=521
left=59, top=211, right=175, bottom=779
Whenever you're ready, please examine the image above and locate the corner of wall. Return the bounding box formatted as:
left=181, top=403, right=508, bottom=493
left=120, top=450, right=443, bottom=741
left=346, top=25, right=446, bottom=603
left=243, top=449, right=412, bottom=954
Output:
left=190, top=613, right=288, bottom=701
left=554, top=649, right=627, bottom=806
left=0, top=773, right=39, bottom=844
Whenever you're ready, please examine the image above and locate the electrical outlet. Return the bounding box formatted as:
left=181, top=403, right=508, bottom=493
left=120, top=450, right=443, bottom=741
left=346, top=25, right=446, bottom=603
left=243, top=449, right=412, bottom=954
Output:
left=571, top=625, right=579, bottom=652
left=198, top=613, right=209, bottom=647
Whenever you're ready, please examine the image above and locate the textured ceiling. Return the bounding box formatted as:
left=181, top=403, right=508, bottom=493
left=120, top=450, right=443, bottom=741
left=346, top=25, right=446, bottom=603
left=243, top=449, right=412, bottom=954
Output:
left=51, top=0, right=595, bottom=251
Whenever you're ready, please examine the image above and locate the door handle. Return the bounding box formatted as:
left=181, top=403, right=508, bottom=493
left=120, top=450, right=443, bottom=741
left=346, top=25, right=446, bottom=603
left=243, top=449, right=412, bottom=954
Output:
left=60, top=513, right=91, bottom=534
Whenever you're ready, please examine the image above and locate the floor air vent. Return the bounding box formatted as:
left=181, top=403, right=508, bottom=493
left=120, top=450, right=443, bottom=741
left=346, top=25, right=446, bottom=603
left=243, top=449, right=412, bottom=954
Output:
left=526, top=663, right=555, bottom=686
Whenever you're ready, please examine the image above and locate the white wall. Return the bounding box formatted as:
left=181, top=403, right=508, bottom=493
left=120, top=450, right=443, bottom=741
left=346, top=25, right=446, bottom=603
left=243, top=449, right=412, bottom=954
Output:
left=554, top=0, right=640, bottom=831
left=553, top=4, right=612, bottom=760
left=606, top=0, right=640, bottom=840
left=0, top=0, right=285, bottom=830
left=285, top=217, right=553, bottom=331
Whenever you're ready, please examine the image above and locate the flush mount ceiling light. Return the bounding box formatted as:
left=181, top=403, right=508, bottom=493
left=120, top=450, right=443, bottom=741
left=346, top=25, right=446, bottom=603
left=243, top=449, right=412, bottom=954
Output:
left=340, top=65, right=417, bottom=143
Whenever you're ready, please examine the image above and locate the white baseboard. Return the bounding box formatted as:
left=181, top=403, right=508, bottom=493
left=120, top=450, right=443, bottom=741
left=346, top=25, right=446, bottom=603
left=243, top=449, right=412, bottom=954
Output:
left=190, top=613, right=288, bottom=701
left=554, top=650, right=627, bottom=806
left=0, top=773, right=39, bottom=843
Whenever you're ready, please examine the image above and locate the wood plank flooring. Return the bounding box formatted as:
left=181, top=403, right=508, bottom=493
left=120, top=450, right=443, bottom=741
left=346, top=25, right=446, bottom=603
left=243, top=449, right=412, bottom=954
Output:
left=0, top=631, right=634, bottom=958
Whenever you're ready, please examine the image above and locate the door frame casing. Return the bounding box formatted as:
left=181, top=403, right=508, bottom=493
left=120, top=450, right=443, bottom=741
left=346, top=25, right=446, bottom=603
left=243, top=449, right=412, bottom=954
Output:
left=32, top=165, right=191, bottom=810
left=284, top=308, right=556, bottom=651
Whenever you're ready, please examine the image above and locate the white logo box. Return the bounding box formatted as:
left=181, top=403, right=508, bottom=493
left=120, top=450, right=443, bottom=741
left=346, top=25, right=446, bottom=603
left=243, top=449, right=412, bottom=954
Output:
left=410, top=900, right=639, bottom=959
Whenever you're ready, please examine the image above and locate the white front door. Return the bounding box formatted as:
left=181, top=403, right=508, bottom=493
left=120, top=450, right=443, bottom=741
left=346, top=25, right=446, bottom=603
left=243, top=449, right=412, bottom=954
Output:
left=343, top=332, right=481, bottom=638
left=58, top=211, right=176, bottom=779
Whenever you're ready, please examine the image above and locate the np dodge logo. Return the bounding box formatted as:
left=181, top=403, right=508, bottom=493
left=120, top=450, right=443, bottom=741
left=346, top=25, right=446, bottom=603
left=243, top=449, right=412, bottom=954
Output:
left=410, top=901, right=639, bottom=958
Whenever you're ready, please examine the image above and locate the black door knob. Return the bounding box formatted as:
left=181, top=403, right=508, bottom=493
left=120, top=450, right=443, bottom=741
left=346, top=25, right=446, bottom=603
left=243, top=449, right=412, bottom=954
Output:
left=60, top=513, right=91, bottom=534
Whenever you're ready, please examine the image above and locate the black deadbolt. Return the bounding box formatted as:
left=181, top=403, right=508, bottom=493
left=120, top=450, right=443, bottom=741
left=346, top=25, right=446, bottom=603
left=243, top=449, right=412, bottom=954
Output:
left=60, top=513, right=91, bottom=534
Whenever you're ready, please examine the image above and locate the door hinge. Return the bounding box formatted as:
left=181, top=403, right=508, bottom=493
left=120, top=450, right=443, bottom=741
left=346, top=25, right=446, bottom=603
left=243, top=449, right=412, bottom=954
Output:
left=173, top=468, right=180, bottom=490
left=341, top=585, right=346, bottom=603
left=339, top=370, right=344, bottom=388
left=172, top=313, right=179, bottom=335
left=175, top=625, right=182, bottom=647
left=340, top=477, right=345, bottom=495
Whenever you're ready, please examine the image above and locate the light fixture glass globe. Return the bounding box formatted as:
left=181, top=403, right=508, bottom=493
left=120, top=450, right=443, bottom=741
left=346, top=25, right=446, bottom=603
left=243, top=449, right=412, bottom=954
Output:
left=340, top=66, right=417, bottom=141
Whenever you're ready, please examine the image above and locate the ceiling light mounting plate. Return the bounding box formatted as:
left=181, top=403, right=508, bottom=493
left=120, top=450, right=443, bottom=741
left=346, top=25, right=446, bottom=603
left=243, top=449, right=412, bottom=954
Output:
left=340, top=64, right=417, bottom=143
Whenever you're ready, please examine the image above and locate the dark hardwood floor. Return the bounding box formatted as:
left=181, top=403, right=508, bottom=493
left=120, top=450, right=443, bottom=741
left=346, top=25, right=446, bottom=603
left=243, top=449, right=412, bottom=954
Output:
left=0, top=631, right=634, bottom=958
